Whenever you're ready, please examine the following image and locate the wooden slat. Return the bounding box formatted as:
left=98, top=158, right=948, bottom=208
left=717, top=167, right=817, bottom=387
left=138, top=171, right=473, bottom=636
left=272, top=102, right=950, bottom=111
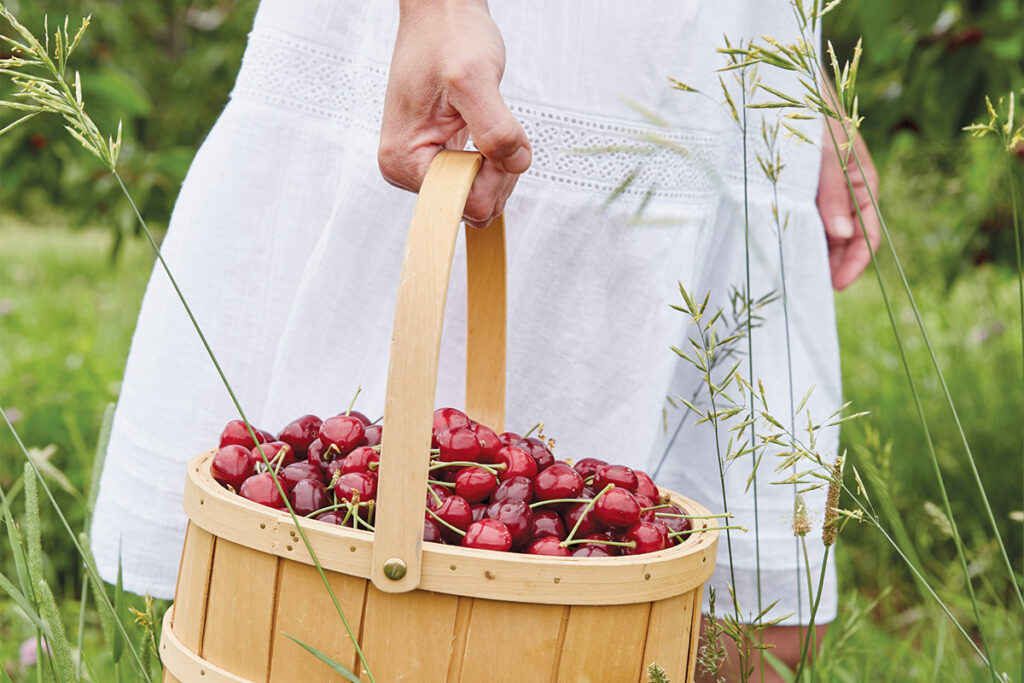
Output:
left=464, top=217, right=506, bottom=432
left=160, top=607, right=249, bottom=683
left=685, top=588, right=705, bottom=682
left=201, top=539, right=279, bottom=680
left=445, top=597, right=474, bottom=683
left=458, top=598, right=565, bottom=682
left=358, top=585, right=461, bottom=682
left=161, top=671, right=181, bottom=683
left=268, top=560, right=368, bottom=682
left=638, top=592, right=694, bottom=682
left=556, top=603, right=651, bottom=682
left=170, top=522, right=215, bottom=652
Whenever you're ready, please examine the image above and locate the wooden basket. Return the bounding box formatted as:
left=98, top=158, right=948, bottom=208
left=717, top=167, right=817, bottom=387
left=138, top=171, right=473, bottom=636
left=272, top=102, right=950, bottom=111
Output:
left=159, top=151, right=719, bottom=683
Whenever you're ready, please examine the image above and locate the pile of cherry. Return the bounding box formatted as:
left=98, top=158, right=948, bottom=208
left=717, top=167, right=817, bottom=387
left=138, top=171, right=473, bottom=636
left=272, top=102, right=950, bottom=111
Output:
left=210, top=407, right=699, bottom=557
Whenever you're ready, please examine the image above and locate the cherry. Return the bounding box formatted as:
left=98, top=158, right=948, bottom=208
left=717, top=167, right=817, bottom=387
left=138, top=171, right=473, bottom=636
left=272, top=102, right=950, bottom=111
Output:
left=307, top=438, right=328, bottom=468
left=494, top=446, right=537, bottom=481
left=425, top=483, right=450, bottom=510
left=593, top=464, right=638, bottom=493
left=492, top=476, right=533, bottom=504
left=219, top=419, right=267, bottom=449
left=437, top=427, right=482, bottom=463
left=531, top=510, right=566, bottom=540
left=211, top=445, right=255, bottom=490
left=634, top=470, right=660, bottom=500
left=485, top=499, right=533, bottom=548
left=432, top=408, right=471, bottom=447
left=470, top=503, right=488, bottom=522
left=562, top=502, right=605, bottom=537
left=571, top=545, right=614, bottom=557
left=593, top=487, right=641, bottom=528
left=251, top=441, right=295, bottom=469
left=433, top=495, right=473, bottom=542
left=533, top=462, right=584, bottom=501
left=470, top=423, right=502, bottom=463
left=289, top=479, right=328, bottom=516
left=319, top=415, right=365, bottom=456
left=454, top=467, right=498, bottom=503
left=276, top=414, right=322, bottom=460
left=315, top=510, right=346, bottom=525
left=280, top=462, right=322, bottom=492
left=497, top=431, right=522, bottom=448
left=239, top=472, right=285, bottom=508
left=423, top=519, right=443, bottom=544
left=333, top=472, right=377, bottom=503
left=362, top=424, right=383, bottom=447
left=623, top=521, right=669, bottom=555
left=527, top=536, right=571, bottom=556
left=580, top=532, right=621, bottom=556
left=341, top=446, right=379, bottom=475
left=572, top=458, right=607, bottom=481
left=656, top=505, right=693, bottom=536
left=514, top=437, right=554, bottom=471
left=325, top=458, right=347, bottom=483
left=462, top=519, right=512, bottom=552
left=636, top=495, right=657, bottom=522
left=340, top=410, right=372, bottom=426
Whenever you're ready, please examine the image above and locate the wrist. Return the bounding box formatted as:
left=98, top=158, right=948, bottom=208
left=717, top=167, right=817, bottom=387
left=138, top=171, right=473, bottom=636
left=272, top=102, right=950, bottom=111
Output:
left=399, top=0, right=488, bottom=21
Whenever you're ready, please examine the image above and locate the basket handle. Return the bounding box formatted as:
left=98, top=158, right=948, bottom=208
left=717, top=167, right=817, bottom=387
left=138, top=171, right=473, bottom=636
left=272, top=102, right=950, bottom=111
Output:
left=371, top=150, right=507, bottom=592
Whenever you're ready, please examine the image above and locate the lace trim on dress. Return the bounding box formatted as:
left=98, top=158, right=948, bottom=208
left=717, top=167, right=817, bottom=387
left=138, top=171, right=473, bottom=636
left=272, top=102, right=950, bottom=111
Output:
left=231, top=28, right=819, bottom=203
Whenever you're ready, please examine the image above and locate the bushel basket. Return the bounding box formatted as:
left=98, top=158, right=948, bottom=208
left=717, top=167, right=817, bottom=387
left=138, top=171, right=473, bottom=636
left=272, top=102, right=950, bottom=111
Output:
left=159, top=151, right=719, bottom=682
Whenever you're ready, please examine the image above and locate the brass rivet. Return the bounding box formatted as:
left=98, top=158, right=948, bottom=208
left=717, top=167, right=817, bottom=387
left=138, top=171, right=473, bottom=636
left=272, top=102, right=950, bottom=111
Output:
left=259, top=523, right=266, bottom=529
left=286, top=545, right=293, bottom=551
left=350, top=546, right=356, bottom=552
left=553, top=577, right=561, bottom=584
left=450, top=564, right=457, bottom=571
left=644, top=573, right=651, bottom=580
left=383, top=558, right=407, bottom=580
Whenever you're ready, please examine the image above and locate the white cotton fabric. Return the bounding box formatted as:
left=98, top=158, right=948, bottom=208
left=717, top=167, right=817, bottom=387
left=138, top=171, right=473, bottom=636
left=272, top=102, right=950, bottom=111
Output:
left=90, top=1, right=840, bottom=625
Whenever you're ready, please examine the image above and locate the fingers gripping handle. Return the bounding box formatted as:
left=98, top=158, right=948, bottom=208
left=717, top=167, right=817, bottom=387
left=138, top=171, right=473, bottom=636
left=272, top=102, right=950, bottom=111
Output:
left=371, top=151, right=507, bottom=592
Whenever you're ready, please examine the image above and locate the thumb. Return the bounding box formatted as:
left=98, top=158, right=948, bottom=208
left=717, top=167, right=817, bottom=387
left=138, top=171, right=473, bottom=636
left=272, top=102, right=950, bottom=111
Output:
left=449, top=82, right=531, bottom=174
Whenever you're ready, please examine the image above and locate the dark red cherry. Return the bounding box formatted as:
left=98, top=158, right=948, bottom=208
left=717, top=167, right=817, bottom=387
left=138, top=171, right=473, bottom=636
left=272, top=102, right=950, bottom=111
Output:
left=656, top=505, right=693, bottom=536
left=276, top=414, right=322, bottom=460
left=562, top=502, right=604, bottom=537
left=319, top=415, right=365, bottom=456
left=485, top=499, right=533, bottom=548
left=362, top=424, right=383, bottom=447
left=325, top=457, right=347, bottom=483
left=623, top=521, right=669, bottom=555
left=497, top=431, right=522, bottom=448
left=219, top=419, right=267, bottom=449
left=432, top=408, right=471, bottom=447
left=289, top=479, right=328, bottom=516
left=531, top=510, right=566, bottom=540
left=340, top=410, right=372, bottom=426
left=425, top=483, right=451, bottom=510
left=437, top=427, right=482, bottom=463
left=239, top=472, right=285, bottom=508
left=593, top=464, right=638, bottom=493
left=494, top=446, right=537, bottom=481
left=634, top=470, right=660, bottom=500
left=514, top=437, right=555, bottom=471
left=433, top=495, right=473, bottom=542
left=462, top=519, right=512, bottom=551
left=533, top=462, right=584, bottom=501
left=211, top=445, right=255, bottom=490
left=251, top=441, right=295, bottom=469
left=527, top=536, right=571, bottom=556
left=315, top=510, right=346, bottom=525
left=572, top=458, right=607, bottom=481
left=307, top=438, right=328, bottom=467
left=580, top=532, right=621, bottom=556
left=470, top=423, right=502, bottom=463
left=636, top=495, right=657, bottom=522
left=470, top=503, right=488, bottom=522
left=423, top=519, right=443, bottom=544
left=341, top=446, right=379, bottom=475
left=571, top=545, right=614, bottom=557
left=492, top=476, right=533, bottom=504
left=454, top=467, right=498, bottom=503
left=593, top=487, right=641, bottom=528
left=333, top=472, right=377, bottom=503
left=280, top=462, right=322, bottom=492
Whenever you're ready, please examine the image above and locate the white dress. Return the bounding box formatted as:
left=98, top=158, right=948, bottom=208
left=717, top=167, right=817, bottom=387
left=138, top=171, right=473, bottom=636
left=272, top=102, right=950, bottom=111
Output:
left=91, top=0, right=841, bottom=626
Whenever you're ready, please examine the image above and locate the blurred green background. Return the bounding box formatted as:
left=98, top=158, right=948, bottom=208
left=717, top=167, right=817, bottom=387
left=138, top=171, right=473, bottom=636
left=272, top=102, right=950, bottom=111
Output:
left=1, top=0, right=1023, bottom=680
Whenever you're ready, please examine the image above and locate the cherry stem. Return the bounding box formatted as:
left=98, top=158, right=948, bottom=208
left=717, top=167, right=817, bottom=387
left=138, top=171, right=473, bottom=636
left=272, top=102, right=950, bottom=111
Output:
left=584, top=475, right=595, bottom=485
left=346, top=385, right=362, bottom=416
left=654, top=512, right=734, bottom=520
left=372, top=414, right=384, bottom=425
left=368, top=461, right=379, bottom=470
left=353, top=514, right=374, bottom=532
left=528, top=497, right=591, bottom=509
left=427, top=479, right=455, bottom=488
left=561, top=538, right=636, bottom=549
left=522, top=422, right=543, bottom=439
left=426, top=507, right=466, bottom=537
left=561, top=483, right=614, bottom=547
left=371, top=445, right=382, bottom=453
left=427, top=485, right=444, bottom=506
left=306, top=500, right=371, bottom=518
left=428, top=461, right=504, bottom=475
left=668, top=525, right=747, bottom=539
left=640, top=503, right=673, bottom=512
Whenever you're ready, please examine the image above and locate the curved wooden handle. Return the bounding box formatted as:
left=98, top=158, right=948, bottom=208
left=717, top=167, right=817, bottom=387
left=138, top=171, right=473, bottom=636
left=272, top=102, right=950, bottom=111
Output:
left=371, top=151, right=507, bottom=592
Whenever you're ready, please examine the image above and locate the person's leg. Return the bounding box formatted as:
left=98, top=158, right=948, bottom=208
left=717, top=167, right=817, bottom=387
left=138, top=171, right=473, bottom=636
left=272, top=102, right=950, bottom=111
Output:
left=695, top=621, right=828, bottom=683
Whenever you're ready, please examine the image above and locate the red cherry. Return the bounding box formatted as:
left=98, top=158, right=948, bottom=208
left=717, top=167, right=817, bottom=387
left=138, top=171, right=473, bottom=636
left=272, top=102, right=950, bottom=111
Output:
left=257, top=428, right=276, bottom=443
left=333, top=472, right=377, bottom=503
left=497, top=431, right=522, bottom=448
left=571, top=545, right=614, bottom=557
left=531, top=510, right=566, bottom=540
left=656, top=505, right=693, bottom=536
left=251, top=441, right=295, bottom=469
left=319, top=415, right=365, bottom=456
left=437, top=427, right=482, bottom=463
left=494, top=446, right=537, bottom=481
left=276, top=414, right=322, bottom=460
left=211, top=445, right=255, bottom=490
left=634, top=471, right=660, bottom=500
left=492, top=476, right=533, bottom=504
left=623, top=521, right=669, bottom=555
left=593, top=465, right=638, bottom=493
left=527, top=536, right=571, bottom=556
left=454, top=467, right=498, bottom=503
left=340, top=410, right=372, bottom=426
left=289, top=479, right=328, bottom=516
left=432, top=408, right=471, bottom=447
left=470, top=423, right=502, bottom=463
left=239, top=472, right=285, bottom=508
left=315, top=510, right=346, bottom=525
left=562, top=502, right=605, bottom=537
left=307, top=438, right=328, bottom=467
left=279, top=462, right=322, bottom=492
left=462, top=519, right=512, bottom=551
left=423, top=519, right=443, bottom=544
left=572, top=458, right=607, bottom=481
left=636, top=495, right=657, bottom=522
left=593, top=487, right=641, bottom=528
left=425, top=483, right=451, bottom=510
left=219, top=419, right=267, bottom=449
left=325, top=458, right=347, bottom=483
left=485, top=499, right=533, bottom=548
left=470, top=503, right=488, bottom=522
left=514, top=437, right=555, bottom=471
left=362, top=424, right=383, bottom=447
left=580, top=532, right=621, bottom=556
left=341, top=446, right=379, bottom=475
left=533, top=462, right=584, bottom=501
left=433, top=495, right=473, bottom=542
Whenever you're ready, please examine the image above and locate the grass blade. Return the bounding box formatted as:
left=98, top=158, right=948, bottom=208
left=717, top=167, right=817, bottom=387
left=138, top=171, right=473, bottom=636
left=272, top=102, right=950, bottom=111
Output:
left=282, top=634, right=361, bottom=683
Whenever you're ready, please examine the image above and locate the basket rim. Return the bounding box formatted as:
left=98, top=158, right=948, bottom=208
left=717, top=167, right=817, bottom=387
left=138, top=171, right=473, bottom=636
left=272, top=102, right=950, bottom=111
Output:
left=185, top=450, right=719, bottom=605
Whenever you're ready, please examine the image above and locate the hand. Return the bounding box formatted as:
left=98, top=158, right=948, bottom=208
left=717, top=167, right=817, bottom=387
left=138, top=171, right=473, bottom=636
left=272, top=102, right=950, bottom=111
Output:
left=378, top=0, right=531, bottom=228
left=817, top=115, right=880, bottom=290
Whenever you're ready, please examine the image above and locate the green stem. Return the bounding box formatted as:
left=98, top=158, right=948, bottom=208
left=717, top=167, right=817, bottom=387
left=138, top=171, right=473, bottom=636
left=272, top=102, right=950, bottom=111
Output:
left=668, top=525, right=747, bottom=539
left=561, top=538, right=636, bottom=548
left=346, top=386, right=362, bottom=416
left=793, top=540, right=829, bottom=682
left=529, top=497, right=590, bottom=509
left=426, top=507, right=466, bottom=537
left=522, top=422, right=542, bottom=439
left=561, top=484, right=613, bottom=547
left=1006, top=155, right=1024, bottom=683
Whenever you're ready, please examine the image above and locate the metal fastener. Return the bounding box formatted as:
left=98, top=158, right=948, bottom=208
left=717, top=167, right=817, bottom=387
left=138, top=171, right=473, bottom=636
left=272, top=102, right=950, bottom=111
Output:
left=383, top=558, right=407, bottom=580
